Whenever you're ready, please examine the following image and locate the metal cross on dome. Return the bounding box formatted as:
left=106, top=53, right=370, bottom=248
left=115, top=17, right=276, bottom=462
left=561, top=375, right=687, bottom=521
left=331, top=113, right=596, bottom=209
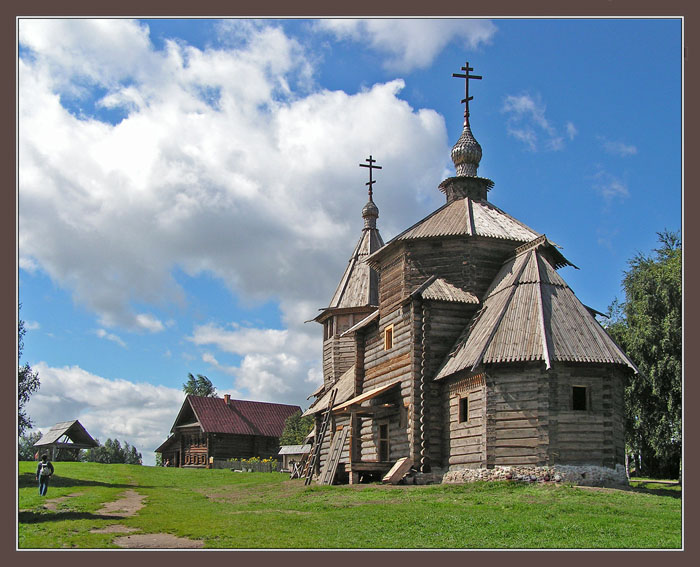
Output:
left=452, top=61, right=482, bottom=119
left=359, top=155, right=382, bottom=201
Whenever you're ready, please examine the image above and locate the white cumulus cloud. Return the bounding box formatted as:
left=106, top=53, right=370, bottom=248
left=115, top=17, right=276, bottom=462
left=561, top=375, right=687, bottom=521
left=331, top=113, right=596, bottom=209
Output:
left=189, top=323, right=321, bottom=404
left=25, top=362, right=186, bottom=466
left=316, top=19, right=497, bottom=72
left=19, top=19, right=449, bottom=338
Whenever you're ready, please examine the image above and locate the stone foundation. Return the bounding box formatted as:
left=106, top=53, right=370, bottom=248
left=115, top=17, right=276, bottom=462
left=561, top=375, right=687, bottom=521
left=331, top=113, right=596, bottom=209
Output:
left=442, top=464, right=628, bottom=487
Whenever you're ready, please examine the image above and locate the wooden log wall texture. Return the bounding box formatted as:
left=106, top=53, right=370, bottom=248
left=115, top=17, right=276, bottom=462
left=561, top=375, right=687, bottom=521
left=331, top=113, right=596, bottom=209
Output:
left=443, top=374, right=486, bottom=468
left=421, top=301, right=476, bottom=468
left=208, top=434, right=279, bottom=461
left=404, top=236, right=518, bottom=301
left=356, top=304, right=413, bottom=462
left=485, top=367, right=548, bottom=467
left=323, top=334, right=356, bottom=385
left=378, top=251, right=406, bottom=317
left=546, top=363, right=626, bottom=467
left=357, top=406, right=408, bottom=462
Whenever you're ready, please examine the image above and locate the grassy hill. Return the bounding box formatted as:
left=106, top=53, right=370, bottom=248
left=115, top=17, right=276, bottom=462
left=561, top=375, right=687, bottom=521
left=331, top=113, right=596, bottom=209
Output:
left=18, top=461, right=681, bottom=549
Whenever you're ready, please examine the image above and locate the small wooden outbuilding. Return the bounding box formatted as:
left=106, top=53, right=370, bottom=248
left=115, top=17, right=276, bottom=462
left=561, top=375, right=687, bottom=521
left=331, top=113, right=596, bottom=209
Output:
left=156, top=394, right=301, bottom=468
left=33, top=420, right=99, bottom=460
left=278, top=444, right=311, bottom=472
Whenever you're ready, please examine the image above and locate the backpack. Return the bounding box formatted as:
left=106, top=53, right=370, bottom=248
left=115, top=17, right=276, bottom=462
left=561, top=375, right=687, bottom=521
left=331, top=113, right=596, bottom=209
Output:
left=39, top=462, right=52, bottom=476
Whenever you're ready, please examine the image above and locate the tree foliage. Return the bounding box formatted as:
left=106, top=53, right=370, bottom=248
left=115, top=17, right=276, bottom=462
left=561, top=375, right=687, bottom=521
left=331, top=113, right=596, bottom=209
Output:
left=279, top=411, right=314, bottom=446
left=18, top=431, right=42, bottom=461
left=18, top=315, right=40, bottom=436
left=606, top=230, right=682, bottom=478
left=83, top=438, right=143, bottom=465
left=182, top=373, right=217, bottom=397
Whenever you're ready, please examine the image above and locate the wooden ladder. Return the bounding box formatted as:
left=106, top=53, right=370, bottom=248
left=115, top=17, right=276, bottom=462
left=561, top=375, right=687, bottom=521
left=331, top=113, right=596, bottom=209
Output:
left=318, top=425, right=349, bottom=485
left=304, top=389, right=337, bottom=485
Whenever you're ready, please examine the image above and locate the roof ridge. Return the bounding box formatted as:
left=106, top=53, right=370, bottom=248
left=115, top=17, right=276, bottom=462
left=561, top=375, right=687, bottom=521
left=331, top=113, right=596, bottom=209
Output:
left=470, top=250, right=532, bottom=371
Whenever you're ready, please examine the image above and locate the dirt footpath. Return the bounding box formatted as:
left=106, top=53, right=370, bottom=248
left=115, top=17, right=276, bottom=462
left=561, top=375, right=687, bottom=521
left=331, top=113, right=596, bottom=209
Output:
left=94, top=489, right=205, bottom=549
left=39, top=487, right=205, bottom=548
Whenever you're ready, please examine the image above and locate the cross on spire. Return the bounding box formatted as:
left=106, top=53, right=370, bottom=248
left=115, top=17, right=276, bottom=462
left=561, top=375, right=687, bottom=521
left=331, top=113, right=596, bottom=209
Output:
left=452, top=61, right=482, bottom=120
left=359, top=155, right=382, bottom=201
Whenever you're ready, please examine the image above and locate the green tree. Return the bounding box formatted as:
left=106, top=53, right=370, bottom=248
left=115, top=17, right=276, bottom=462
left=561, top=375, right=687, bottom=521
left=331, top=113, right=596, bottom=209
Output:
left=606, top=230, right=682, bottom=479
left=18, top=431, right=42, bottom=461
left=18, top=315, right=40, bottom=436
left=83, top=438, right=142, bottom=465
left=182, top=373, right=217, bottom=397
left=279, top=411, right=314, bottom=446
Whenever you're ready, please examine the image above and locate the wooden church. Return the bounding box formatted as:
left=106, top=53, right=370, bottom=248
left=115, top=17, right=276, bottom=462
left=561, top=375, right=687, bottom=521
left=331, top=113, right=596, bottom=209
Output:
left=303, top=62, right=637, bottom=486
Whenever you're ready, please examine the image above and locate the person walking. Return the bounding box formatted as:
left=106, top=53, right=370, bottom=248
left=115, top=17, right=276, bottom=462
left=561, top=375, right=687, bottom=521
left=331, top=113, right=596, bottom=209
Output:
left=36, top=454, right=54, bottom=496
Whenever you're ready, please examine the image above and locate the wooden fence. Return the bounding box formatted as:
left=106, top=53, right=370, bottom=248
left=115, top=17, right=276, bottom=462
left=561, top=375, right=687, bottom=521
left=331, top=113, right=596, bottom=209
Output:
left=211, top=458, right=281, bottom=472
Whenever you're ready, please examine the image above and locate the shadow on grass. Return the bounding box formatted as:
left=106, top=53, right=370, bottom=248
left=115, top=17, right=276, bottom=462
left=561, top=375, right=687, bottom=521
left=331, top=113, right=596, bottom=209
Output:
left=627, top=485, right=681, bottom=499
left=18, top=472, right=153, bottom=490
left=19, top=510, right=127, bottom=524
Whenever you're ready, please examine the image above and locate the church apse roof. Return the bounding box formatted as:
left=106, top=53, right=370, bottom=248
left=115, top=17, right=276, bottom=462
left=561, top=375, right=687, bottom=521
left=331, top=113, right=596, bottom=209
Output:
left=434, top=236, right=638, bottom=379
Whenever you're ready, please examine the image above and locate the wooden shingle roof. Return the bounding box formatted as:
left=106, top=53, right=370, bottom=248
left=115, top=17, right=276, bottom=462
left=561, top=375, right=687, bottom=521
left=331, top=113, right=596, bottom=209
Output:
left=367, top=196, right=539, bottom=268
left=33, top=420, right=99, bottom=449
left=435, top=237, right=637, bottom=379
left=323, top=228, right=384, bottom=314
left=419, top=277, right=479, bottom=304
left=182, top=396, right=301, bottom=437
left=302, top=365, right=356, bottom=416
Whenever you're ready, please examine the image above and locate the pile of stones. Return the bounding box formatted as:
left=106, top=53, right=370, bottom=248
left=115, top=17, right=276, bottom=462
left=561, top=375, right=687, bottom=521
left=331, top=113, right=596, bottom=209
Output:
left=442, top=464, right=628, bottom=486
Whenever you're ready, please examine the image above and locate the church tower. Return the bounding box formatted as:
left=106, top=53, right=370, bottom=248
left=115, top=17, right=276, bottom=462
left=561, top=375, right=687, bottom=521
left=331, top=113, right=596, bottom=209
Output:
left=313, top=157, right=385, bottom=389
left=304, top=62, right=636, bottom=486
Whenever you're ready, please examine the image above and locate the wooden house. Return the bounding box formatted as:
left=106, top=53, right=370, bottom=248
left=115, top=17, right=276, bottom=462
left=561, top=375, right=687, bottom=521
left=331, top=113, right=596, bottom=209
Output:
left=156, top=394, right=301, bottom=468
left=304, top=62, right=637, bottom=486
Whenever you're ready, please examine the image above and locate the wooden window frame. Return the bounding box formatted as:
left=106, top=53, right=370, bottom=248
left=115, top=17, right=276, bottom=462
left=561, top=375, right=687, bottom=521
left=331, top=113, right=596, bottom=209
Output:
left=378, top=421, right=390, bottom=462
left=384, top=324, right=394, bottom=350
left=572, top=385, right=588, bottom=411
left=459, top=395, right=470, bottom=423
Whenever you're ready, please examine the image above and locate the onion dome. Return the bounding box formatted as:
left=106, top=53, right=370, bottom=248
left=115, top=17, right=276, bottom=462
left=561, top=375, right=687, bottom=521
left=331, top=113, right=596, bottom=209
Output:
left=362, top=199, right=379, bottom=229
left=451, top=118, right=482, bottom=177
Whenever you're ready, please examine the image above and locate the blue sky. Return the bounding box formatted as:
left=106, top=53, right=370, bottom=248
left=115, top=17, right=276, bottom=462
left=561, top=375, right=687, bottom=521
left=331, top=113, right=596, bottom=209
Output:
left=18, top=18, right=682, bottom=465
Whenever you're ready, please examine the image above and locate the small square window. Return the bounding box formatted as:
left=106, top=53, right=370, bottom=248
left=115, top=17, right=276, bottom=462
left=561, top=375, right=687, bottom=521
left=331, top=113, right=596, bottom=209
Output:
left=572, top=386, right=588, bottom=411
left=384, top=325, right=394, bottom=350
left=459, top=396, right=470, bottom=423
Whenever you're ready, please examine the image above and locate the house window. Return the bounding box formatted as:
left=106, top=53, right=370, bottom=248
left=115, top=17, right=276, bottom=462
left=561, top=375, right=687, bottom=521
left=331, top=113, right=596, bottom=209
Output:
left=384, top=324, right=394, bottom=350
left=459, top=396, right=470, bottom=423
left=378, top=423, right=389, bottom=462
left=572, top=386, right=588, bottom=411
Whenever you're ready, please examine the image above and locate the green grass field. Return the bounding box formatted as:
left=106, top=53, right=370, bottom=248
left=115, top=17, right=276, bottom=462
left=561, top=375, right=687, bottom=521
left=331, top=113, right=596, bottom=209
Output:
left=18, top=461, right=682, bottom=549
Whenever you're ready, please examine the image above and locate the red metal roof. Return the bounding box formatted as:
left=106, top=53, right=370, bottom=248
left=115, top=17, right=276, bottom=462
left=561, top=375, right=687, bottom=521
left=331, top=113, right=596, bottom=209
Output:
left=186, top=396, right=301, bottom=437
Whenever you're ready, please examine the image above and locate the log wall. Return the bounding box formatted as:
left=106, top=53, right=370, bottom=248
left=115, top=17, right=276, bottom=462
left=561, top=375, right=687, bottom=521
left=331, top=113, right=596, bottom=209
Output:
left=357, top=304, right=413, bottom=462
left=546, top=364, right=626, bottom=468
left=443, top=373, right=487, bottom=468
left=485, top=367, right=547, bottom=467
left=323, top=334, right=356, bottom=385
left=209, top=434, right=280, bottom=461
left=404, top=236, right=518, bottom=300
